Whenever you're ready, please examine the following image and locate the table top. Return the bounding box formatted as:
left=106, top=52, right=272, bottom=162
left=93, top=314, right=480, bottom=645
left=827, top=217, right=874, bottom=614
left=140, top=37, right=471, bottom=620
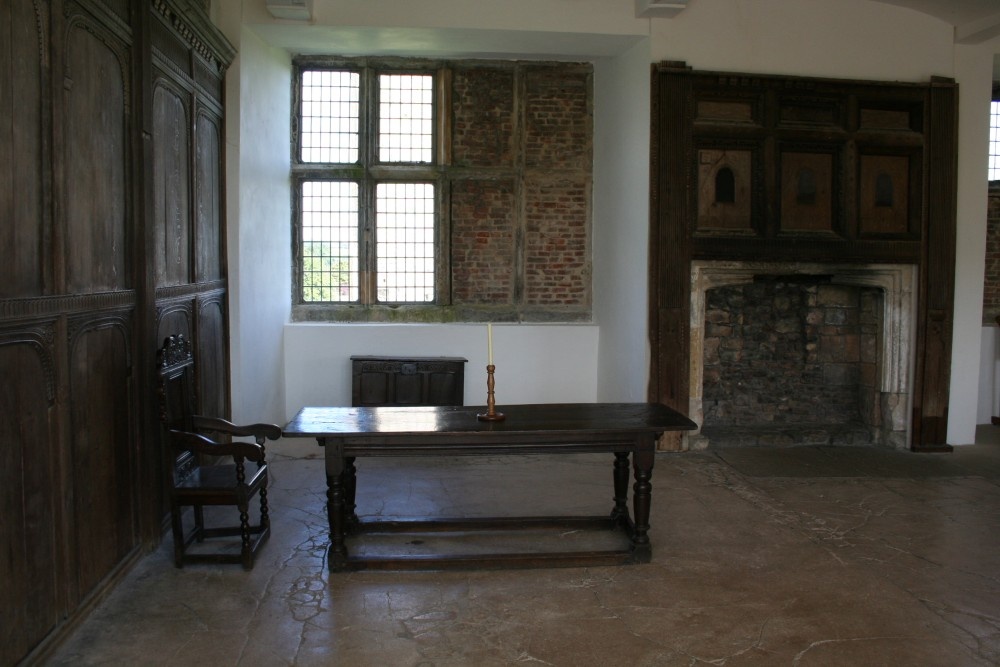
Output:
left=283, top=402, right=697, bottom=438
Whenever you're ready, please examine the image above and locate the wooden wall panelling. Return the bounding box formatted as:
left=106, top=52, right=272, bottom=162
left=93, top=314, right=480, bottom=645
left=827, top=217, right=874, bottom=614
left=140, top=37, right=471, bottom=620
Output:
left=1, top=0, right=48, bottom=299
left=150, top=0, right=233, bottom=411
left=195, top=109, right=224, bottom=283
left=58, top=0, right=142, bottom=611
left=0, top=327, right=61, bottom=667
left=911, top=80, right=958, bottom=451
left=62, top=3, right=132, bottom=294
left=66, top=313, right=137, bottom=598
left=196, top=290, right=229, bottom=419
left=152, top=78, right=191, bottom=287
left=1, top=4, right=61, bottom=663
left=649, top=64, right=957, bottom=450
left=0, top=0, right=234, bottom=663
left=648, top=64, right=693, bottom=448
left=148, top=0, right=234, bottom=527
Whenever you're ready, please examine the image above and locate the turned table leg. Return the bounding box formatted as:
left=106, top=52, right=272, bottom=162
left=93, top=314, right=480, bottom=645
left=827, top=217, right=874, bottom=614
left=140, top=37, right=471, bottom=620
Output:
left=343, top=456, right=359, bottom=533
left=611, top=452, right=630, bottom=526
left=323, top=439, right=349, bottom=571
left=630, top=434, right=656, bottom=562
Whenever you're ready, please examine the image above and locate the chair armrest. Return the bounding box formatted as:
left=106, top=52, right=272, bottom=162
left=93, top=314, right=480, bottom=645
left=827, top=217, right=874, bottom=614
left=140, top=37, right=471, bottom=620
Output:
left=190, top=415, right=282, bottom=443
left=169, top=429, right=266, bottom=462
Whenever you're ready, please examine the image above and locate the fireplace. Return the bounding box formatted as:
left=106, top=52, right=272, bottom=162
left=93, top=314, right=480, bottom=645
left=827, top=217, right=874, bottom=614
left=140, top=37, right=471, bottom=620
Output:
left=686, top=261, right=916, bottom=450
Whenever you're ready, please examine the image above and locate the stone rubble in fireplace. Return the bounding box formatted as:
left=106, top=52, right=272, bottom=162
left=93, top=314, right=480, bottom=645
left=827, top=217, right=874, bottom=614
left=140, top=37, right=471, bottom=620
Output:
left=686, top=261, right=916, bottom=451
left=701, top=278, right=880, bottom=448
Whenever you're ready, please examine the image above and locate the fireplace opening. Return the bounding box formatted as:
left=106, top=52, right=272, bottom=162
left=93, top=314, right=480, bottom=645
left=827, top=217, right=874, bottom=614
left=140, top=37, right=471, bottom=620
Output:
left=687, top=261, right=916, bottom=451
left=700, top=278, right=882, bottom=448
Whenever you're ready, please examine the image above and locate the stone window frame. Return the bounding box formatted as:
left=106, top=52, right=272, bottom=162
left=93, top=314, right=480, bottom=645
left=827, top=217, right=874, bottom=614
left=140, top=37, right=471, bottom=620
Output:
left=289, top=55, right=595, bottom=324
left=291, top=56, right=448, bottom=320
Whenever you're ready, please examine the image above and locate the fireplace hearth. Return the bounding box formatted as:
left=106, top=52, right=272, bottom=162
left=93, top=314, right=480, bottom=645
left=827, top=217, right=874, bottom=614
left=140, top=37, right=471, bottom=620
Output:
left=687, top=261, right=916, bottom=450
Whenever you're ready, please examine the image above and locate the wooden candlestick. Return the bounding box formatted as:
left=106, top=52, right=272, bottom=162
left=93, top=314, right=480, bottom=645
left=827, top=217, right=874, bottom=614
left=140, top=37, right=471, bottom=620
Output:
left=477, top=364, right=505, bottom=421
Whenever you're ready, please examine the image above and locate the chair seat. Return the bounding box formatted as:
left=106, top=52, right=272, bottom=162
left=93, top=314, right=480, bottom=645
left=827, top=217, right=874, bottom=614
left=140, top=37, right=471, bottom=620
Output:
left=174, top=463, right=267, bottom=495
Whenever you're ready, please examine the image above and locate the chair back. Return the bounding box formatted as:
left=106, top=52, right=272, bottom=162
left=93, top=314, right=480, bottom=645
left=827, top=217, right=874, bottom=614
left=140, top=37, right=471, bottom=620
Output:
left=157, top=334, right=198, bottom=434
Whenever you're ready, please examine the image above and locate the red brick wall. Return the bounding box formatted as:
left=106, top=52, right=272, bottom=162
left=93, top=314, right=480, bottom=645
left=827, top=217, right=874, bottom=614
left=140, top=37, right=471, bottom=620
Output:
left=449, top=62, right=592, bottom=320
left=451, top=179, right=516, bottom=304
left=524, top=67, right=591, bottom=171
left=451, top=68, right=515, bottom=168
left=985, top=189, right=1000, bottom=325
left=524, top=179, right=590, bottom=306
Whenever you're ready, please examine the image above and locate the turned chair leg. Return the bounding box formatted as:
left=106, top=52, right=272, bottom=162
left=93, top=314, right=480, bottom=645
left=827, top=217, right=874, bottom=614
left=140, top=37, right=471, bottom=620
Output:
left=239, top=501, right=253, bottom=570
left=193, top=505, right=205, bottom=542
left=170, top=503, right=185, bottom=568
left=259, top=486, right=270, bottom=531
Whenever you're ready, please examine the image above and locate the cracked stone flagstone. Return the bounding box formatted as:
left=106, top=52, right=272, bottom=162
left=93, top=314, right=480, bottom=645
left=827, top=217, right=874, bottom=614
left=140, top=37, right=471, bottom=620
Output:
left=47, top=436, right=1000, bottom=666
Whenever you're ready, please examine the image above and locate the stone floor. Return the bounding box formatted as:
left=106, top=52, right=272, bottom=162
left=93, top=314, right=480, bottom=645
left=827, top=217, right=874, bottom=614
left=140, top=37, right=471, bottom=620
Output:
left=46, top=428, right=1000, bottom=666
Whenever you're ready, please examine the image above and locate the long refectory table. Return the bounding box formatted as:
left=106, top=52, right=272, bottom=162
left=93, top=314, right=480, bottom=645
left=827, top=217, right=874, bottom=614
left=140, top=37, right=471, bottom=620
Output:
left=282, top=402, right=697, bottom=571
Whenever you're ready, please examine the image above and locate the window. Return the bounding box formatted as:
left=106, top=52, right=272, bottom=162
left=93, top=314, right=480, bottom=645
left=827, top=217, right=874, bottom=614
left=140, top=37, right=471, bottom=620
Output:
left=991, top=98, right=1000, bottom=182
left=294, top=63, right=438, bottom=305
left=291, top=57, right=594, bottom=323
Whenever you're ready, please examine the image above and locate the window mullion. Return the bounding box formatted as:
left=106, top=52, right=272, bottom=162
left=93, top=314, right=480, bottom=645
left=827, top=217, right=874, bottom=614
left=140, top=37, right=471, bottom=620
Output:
left=359, top=180, right=375, bottom=304
left=362, top=68, right=379, bottom=304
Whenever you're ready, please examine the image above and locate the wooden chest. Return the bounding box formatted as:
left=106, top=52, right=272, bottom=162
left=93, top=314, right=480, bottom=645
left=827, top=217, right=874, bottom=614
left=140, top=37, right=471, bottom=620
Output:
left=350, top=356, right=467, bottom=407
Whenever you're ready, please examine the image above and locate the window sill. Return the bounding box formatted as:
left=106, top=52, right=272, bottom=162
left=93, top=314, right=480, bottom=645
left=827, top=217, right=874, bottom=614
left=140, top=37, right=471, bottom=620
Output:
left=291, top=304, right=593, bottom=324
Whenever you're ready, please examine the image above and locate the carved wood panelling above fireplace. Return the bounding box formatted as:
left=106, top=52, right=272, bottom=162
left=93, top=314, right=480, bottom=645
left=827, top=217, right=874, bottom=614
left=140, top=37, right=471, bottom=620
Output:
left=648, top=63, right=957, bottom=452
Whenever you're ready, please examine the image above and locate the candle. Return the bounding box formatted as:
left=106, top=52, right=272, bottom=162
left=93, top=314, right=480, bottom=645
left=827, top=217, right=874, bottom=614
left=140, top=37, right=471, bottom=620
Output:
left=487, top=324, right=494, bottom=365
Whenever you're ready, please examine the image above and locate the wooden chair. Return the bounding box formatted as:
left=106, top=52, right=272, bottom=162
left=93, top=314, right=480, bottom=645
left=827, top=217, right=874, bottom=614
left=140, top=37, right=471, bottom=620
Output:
left=157, top=334, right=281, bottom=569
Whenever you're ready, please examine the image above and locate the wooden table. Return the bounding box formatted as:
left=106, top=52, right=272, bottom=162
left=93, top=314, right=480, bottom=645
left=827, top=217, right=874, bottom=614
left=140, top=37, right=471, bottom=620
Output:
left=283, top=402, right=697, bottom=571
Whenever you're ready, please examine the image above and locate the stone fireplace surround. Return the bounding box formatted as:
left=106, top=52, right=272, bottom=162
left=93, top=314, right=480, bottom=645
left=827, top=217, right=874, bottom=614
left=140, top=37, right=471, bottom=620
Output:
left=686, top=261, right=917, bottom=450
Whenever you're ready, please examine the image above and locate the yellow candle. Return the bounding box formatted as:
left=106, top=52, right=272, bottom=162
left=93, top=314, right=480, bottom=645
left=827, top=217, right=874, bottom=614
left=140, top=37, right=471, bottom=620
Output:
left=487, top=324, right=494, bottom=365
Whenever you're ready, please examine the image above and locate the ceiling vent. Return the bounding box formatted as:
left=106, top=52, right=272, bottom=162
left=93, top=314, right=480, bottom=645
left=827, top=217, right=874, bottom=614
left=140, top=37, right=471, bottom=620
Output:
left=635, top=0, right=691, bottom=18
left=265, top=0, right=312, bottom=21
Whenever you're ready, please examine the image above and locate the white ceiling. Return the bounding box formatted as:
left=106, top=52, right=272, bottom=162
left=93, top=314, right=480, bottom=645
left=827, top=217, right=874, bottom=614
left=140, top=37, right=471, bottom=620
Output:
left=261, top=0, right=1000, bottom=58
left=871, top=0, right=1000, bottom=43
left=635, top=0, right=1000, bottom=43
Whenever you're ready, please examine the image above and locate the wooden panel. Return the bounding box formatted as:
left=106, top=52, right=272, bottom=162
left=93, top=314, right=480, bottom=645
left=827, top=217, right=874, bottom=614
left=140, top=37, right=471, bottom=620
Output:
left=64, top=18, right=129, bottom=293
left=911, top=81, right=958, bottom=451
left=156, top=302, right=193, bottom=345
left=68, top=319, right=136, bottom=599
left=153, top=82, right=190, bottom=287
left=0, top=0, right=45, bottom=298
left=696, top=148, right=754, bottom=232
left=194, top=54, right=224, bottom=101
left=859, top=107, right=913, bottom=131
left=151, top=9, right=191, bottom=75
left=696, top=99, right=755, bottom=124
left=196, top=295, right=228, bottom=418
left=351, top=356, right=467, bottom=407
left=778, top=98, right=843, bottom=128
left=858, top=154, right=911, bottom=236
left=195, top=112, right=223, bottom=282
left=0, top=334, right=59, bottom=667
left=780, top=152, right=835, bottom=233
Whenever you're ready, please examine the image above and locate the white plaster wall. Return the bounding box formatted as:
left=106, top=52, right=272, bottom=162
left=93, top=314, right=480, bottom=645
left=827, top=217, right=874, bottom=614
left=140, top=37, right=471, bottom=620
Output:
left=649, top=0, right=952, bottom=80
left=593, top=39, right=653, bottom=402
left=243, top=0, right=650, bottom=42
left=220, top=14, right=293, bottom=425
left=283, top=324, right=599, bottom=419
left=950, top=42, right=993, bottom=440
